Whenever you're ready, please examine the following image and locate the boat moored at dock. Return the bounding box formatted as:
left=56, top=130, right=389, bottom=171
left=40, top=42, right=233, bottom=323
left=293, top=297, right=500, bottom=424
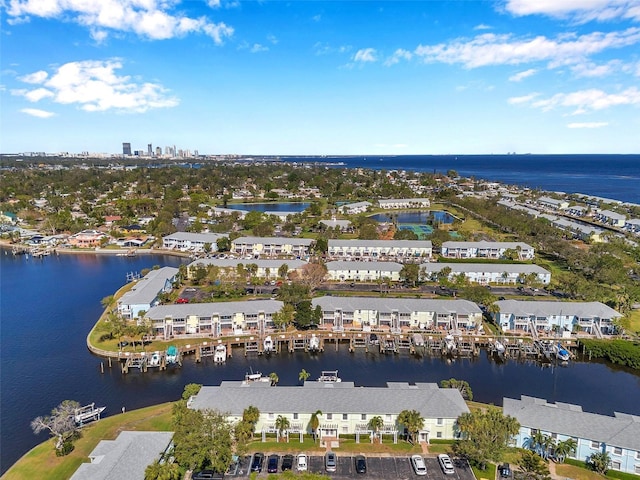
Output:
left=213, top=344, right=227, bottom=363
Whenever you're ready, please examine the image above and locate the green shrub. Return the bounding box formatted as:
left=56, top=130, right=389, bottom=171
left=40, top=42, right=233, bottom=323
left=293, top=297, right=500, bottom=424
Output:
left=580, top=339, right=640, bottom=369
left=55, top=441, right=74, bottom=456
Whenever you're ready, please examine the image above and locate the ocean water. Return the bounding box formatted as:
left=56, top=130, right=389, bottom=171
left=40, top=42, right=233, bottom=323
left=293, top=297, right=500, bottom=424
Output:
left=2, top=252, right=640, bottom=473
left=285, top=155, right=640, bottom=205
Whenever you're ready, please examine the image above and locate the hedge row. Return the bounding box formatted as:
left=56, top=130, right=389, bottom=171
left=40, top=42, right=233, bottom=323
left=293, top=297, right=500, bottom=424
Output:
left=579, top=339, right=640, bottom=370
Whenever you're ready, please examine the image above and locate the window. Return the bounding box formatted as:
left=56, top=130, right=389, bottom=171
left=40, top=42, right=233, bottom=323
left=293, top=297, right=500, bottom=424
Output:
left=293, top=413, right=298, bottom=420
left=437, top=418, right=443, bottom=426
left=591, top=441, right=600, bottom=449
left=326, top=413, right=333, bottom=420
left=386, top=414, right=392, bottom=422
left=636, top=452, right=640, bottom=460
left=613, top=447, right=622, bottom=455
left=437, top=432, right=443, bottom=438
left=342, top=426, right=348, bottom=433
left=611, top=461, right=621, bottom=470
left=342, top=414, right=348, bottom=421
left=361, top=414, right=367, bottom=421
left=268, top=413, right=274, bottom=420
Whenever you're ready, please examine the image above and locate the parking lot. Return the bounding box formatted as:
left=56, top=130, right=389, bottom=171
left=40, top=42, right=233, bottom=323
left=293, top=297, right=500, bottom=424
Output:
left=226, top=454, right=475, bottom=480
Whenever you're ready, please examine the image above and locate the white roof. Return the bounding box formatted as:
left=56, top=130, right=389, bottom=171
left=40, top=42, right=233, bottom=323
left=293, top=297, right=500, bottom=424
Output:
left=495, top=300, right=622, bottom=319
left=118, top=267, right=178, bottom=306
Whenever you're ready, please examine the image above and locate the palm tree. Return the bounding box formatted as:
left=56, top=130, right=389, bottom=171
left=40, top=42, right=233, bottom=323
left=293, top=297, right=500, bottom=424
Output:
left=589, top=451, right=611, bottom=474
left=540, top=434, right=555, bottom=459
left=309, top=410, right=322, bottom=442
left=397, top=409, right=424, bottom=444
left=525, top=430, right=546, bottom=456
left=275, top=415, right=291, bottom=442
left=368, top=415, right=384, bottom=443
left=298, top=369, right=310, bottom=384
left=554, top=438, right=577, bottom=463
left=269, top=372, right=279, bottom=387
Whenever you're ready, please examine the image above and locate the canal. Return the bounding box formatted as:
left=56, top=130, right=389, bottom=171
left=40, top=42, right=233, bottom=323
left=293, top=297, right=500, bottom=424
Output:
left=1, top=252, right=639, bottom=474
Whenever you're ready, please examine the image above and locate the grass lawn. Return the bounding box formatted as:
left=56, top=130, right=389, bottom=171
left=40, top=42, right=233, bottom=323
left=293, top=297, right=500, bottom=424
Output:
left=555, top=463, right=607, bottom=480
left=2, top=403, right=174, bottom=480
left=473, top=462, right=497, bottom=480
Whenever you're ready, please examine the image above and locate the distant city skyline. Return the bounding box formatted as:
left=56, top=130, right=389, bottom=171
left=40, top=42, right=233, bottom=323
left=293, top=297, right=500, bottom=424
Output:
left=2, top=1, right=640, bottom=155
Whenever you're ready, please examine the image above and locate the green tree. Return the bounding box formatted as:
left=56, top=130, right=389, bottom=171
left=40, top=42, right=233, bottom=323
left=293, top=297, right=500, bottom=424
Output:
left=553, top=438, right=577, bottom=463
left=269, top=371, right=279, bottom=386
left=216, top=236, right=230, bottom=252
left=309, top=410, right=322, bottom=441
left=588, top=451, right=611, bottom=474
left=299, top=368, right=310, bottom=383
left=144, top=460, right=181, bottom=480
left=182, top=383, right=202, bottom=401
left=394, top=229, right=419, bottom=240
left=518, top=450, right=551, bottom=480
left=273, top=304, right=296, bottom=331
left=275, top=415, right=291, bottom=441
left=400, top=263, right=420, bottom=287
left=278, top=263, right=289, bottom=279
left=397, top=409, right=424, bottom=444
left=440, top=378, right=473, bottom=400
left=368, top=415, right=384, bottom=443
left=454, top=407, right=521, bottom=469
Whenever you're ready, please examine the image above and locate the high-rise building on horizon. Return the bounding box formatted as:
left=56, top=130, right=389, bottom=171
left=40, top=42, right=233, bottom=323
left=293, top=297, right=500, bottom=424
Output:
left=122, top=142, right=131, bottom=156
left=147, top=143, right=153, bottom=157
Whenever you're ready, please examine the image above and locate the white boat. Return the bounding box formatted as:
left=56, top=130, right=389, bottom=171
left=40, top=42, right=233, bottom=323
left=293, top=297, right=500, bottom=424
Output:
left=213, top=344, right=227, bottom=363
left=244, top=368, right=270, bottom=383
left=148, top=351, right=161, bottom=367
left=165, top=345, right=179, bottom=364
left=74, top=403, right=106, bottom=425
left=494, top=340, right=506, bottom=356
left=317, top=370, right=341, bottom=382
left=554, top=343, right=570, bottom=362
left=444, top=334, right=456, bottom=353
left=308, top=334, right=320, bottom=352
left=263, top=335, right=274, bottom=354
left=412, top=333, right=425, bottom=347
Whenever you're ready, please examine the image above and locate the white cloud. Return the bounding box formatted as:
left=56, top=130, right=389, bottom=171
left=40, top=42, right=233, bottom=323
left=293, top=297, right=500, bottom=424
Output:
left=384, top=48, right=413, bottom=66
left=21, top=108, right=55, bottom=118
left=6, top=0, right=234, bottom=44
left=508, top=93, right=540, bottom=104
left=512, top=87, right=640, bottom=113
left=413, top=28, right=640, bottom=69
left=19, top=70, right=48, bottom=83
left=474, top=24, right=492, bottom=30
left=571, top=59, right=623, bottom=77
left=312, top=14, right=322, bottom=22
left=14, top=59, right=179, bottom=113
left=567, top=122, right=609, bottom=128
left=503, top=0, right=640, bottom=22
left=354, top=48, right=377, bottom=63
left=250, top=43, right=268, bottom=53
left=267, top=34, right=278, bottom=45
left=509, top=68, right=537, bottom=81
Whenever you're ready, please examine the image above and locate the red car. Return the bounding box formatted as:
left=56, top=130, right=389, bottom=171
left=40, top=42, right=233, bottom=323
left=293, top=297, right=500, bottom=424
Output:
left=176, top=297, right=189, bottom=304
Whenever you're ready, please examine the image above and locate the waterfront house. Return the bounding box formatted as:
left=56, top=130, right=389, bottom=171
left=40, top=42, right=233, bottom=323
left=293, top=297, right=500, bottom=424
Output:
left=186, top=258, right=307, bottom=280
left=145, top=299, right=283, bottom=338
left=117, top=267, right=178, bottom=320
left=311, top=296, right=482, bottom=332
left=504, top=395, right=640, bottom=475
left=188, top=381, right=469, bottom=444
left=566, top=205, right=588, bottom=217
left=319, top=218, right=352, bottom=232
left=210, top=206, right=249, bottom=219
left=378, top=198, right=431, bottom=209
left=326, top=261, right=403, bottom=282
left=537, top=196, right=569, bottom=211
left=625, top=218, right=640, bottom=235
left=551, top=218, right=605, bottom=243
left=595, top=210, right=626, bottom=227
left=327, top=239, right=432, bottom=262
left=70, top=431, right=174, bottom=480
left=162, top=232, right=228, bottom=252
left=338, top=201, right=372, bottom=215
left=421, top=263, right=551, bottom=286
left=68, top=229, right=108, bottom=248
left=441, top=241, right=535, bottom=260
left=494, top=300, right=622, bottom=336
left=230, top=236, right=314, bottom=258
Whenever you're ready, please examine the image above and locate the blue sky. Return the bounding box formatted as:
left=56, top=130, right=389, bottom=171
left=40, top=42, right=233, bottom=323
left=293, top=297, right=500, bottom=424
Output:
left=1, top=0, right=640, bottom=155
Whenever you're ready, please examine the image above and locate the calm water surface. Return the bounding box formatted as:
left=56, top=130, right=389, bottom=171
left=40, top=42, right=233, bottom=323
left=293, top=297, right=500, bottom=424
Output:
left=1, top=252, right=640, bottom=473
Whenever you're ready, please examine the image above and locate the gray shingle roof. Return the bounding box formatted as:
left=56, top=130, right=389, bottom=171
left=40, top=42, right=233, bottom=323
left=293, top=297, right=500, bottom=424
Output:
left=442, top=240, right=533, bottom=250
left=191, top=382, right=469, bottom=418
left=326, top=261, right=404, bottom=272
left=188, top=258, right=307, bottom=270
left=70, top=431, right=174, bottom=480
left=495, top=300, right=622, bottom=319
left=232, top=236, right=314, bottom=246
left=312, top=296, right=481, bottom=315
left=422, top=263, right=549, bottom=275
left=503, top=396, right=640, bottom=451
left=146, top=299, right=284, bottom=320
left=118, top=267, right=178, bottom=306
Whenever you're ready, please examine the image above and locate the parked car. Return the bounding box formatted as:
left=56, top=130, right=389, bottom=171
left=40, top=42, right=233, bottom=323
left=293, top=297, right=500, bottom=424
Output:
left=176, top=297, right=188, bottom=304
left=192, top=471, right=224, bottom=480
left=438, top=454, right=455, bottom=475
left=282, top=454, right=294, bottom=471
left=499, top=463, right=512, bottom=478
left=325, top=451, right=337, bottom=472
left=250, top=452, right=264, bottom=473
left=411, top=455, right=427, bottom=476
left=267, top=454, right=279, bottom=473
left=355, top=455, right=367, bottom=474
left=297, top=453, right=308, bottom=471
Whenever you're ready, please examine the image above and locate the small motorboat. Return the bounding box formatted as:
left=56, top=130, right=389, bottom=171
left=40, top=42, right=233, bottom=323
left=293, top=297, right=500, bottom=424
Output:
left=554, top=342, right=570, bottom=362
left=165, top=345, right=179, bottom=364
left=308, top=334, right=320, bottom=352
left=148, top=351, right=161, bottom=367
left=444, top=334, right=457, bottom=353
left=213, top=344, right=227, bottom=363
left=494, top=340, right=506, bottom=357
left=263, top=335, right=274, bottom=354
left=317, top=370, right=341, bottom=382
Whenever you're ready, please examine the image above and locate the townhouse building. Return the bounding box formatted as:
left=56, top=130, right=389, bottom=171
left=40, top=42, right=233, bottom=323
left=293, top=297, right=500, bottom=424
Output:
left=188, top=381, right=469, bottom=444
left=311, top=296, right=482, bottom=332
left=494, top=300, right=622, bottom=335
left=378, top=198, right=431, bottom=209
left=537, top=196, right=569, bottom=210
left=504, top=396, right=640, bottom=475
left=338, top=201, right=372, bottom=215
left=441, top=241, right=535, bottom=260
left=145, top=299, right=283, bottom=338
left=595, top=210, right=626, bottom=227
left=162, top=232, right=228, bottom=252
left=231, top=236, right=314, bottom=258
left=186, top=258, right=307, bottom=280
left=421, top=263, right=551, bottom=285
left=117, top=267, right=178, bottom=319
left=326, top=261, right=403, bottom=282
left=327, top=239, right=432, bottom=261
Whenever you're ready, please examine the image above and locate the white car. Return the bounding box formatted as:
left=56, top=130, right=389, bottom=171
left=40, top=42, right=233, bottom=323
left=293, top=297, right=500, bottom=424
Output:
left=297, top=454, right=308, bottom=471
left=411, top=455, right=427, bottom=476
left=438, top=454, right=455, bottom=475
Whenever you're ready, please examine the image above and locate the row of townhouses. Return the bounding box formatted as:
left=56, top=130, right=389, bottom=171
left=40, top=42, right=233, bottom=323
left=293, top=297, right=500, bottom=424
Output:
left=187, top=258, right=307, bottom=280
left=440, top=241, right=535, bottom=260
